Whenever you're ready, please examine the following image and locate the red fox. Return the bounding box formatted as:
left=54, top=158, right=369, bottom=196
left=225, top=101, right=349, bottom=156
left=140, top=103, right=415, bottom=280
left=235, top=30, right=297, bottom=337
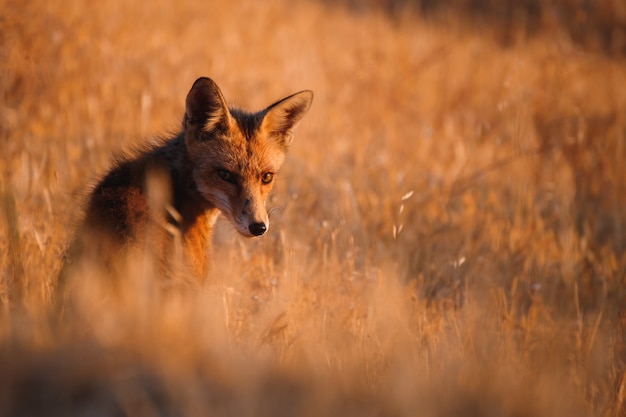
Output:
left=65, top=77, right=313, bottom=283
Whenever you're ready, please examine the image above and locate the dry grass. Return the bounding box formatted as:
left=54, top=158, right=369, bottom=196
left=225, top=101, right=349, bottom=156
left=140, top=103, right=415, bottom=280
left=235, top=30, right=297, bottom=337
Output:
left=2, top=0, right=626, bottom=415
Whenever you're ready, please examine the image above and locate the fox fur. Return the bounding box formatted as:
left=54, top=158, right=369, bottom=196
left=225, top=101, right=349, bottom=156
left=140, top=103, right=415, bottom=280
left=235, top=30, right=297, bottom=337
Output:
left=64, top=77, right=313, bottom=285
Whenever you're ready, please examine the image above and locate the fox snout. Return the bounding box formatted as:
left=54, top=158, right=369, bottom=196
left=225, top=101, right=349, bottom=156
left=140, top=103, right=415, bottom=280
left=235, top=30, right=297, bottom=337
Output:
left=240, top=197, right=268, bottom=236
left=228, top=209, right=268, bottom=237
left=241, top=218, right=268, bottom=237
left=234, top=194, right=270, bottom=237
left=249, top=222, right=267, bottom=236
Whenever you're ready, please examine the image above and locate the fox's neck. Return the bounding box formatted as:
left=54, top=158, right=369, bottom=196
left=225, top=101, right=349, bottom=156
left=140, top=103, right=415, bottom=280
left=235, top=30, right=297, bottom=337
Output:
left=162, top=133, right=219, bottom=232
left=161, top=133, right=219, bottom=279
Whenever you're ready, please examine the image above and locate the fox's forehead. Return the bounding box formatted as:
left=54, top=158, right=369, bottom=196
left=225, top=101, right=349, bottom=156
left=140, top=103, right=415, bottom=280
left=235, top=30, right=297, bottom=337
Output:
left=229, top=107, right=264, bottom=140
left=207, top=121, right=286, bottom=173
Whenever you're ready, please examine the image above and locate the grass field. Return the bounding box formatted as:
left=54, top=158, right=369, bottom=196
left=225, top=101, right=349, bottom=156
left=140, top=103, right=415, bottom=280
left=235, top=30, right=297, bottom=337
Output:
left=2, top=0, right=626, bottom=415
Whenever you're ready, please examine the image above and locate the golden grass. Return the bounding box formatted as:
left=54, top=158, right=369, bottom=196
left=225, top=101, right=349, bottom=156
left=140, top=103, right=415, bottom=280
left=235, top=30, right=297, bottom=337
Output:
left=2, top=0, right=626, bottom=415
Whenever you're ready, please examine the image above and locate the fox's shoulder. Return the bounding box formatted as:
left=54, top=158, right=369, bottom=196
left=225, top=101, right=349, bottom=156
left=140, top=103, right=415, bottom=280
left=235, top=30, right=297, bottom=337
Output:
left=84, top=135, right=185, bottom=235
left=93, top=134, right=184, bottom=190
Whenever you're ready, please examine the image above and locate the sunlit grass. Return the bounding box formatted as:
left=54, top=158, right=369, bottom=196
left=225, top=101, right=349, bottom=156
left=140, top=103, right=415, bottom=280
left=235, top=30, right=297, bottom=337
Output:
left=1, top=0, right=625, bottom=415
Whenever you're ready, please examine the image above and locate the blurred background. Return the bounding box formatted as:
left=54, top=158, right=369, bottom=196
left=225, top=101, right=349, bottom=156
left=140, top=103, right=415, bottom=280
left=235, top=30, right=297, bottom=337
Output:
left=1, top=0, right=626, bottom=415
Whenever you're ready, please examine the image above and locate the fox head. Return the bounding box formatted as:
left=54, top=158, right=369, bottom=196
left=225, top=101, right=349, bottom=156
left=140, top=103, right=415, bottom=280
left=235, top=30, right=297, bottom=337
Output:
left=183, top=77, right=313, bottom=237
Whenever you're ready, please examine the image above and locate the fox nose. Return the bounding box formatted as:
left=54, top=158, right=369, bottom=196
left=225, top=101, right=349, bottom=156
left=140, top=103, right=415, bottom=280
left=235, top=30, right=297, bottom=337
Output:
left=249, top=222, right=267, bottom=236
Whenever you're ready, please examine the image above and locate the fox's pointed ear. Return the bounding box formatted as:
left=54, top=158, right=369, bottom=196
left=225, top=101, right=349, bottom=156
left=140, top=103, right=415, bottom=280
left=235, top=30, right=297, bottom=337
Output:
left=184, top=77, right=232, bottom=136
left=261, top=90, right=313, bottom=146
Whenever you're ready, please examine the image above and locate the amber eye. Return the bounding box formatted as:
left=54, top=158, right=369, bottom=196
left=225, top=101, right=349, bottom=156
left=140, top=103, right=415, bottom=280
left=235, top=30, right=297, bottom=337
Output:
left=261, top=172, right=274, bottom=184
left=218, top=169, right=236, bottom=184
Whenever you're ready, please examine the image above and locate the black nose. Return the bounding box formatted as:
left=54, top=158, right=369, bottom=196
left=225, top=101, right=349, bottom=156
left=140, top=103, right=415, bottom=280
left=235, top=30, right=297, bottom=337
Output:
left=249, top=222, right=267, bottom=236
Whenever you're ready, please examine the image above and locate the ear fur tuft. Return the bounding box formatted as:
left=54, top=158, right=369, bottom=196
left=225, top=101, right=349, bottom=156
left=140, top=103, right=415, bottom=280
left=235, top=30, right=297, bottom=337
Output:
left=262, top=90, right=313, bottom=146
left=184, top=77, right=232, bottom=136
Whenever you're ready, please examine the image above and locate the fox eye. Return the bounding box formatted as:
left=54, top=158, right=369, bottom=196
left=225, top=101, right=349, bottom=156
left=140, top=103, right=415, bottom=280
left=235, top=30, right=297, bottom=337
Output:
left=261, top=172, right=274, bottom=184
left=217, top=169, right=236, bottom=184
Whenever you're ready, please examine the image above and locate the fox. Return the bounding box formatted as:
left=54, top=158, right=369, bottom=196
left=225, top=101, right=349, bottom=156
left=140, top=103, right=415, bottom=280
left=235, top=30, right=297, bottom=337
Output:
left=63, top=77, right=313, bottom=285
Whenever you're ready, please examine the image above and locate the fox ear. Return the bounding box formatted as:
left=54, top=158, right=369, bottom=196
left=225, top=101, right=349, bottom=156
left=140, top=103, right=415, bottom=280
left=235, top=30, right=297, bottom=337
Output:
left=261, top=90, right=313, bottom=146
left=184, top=77, right=232, bottom=136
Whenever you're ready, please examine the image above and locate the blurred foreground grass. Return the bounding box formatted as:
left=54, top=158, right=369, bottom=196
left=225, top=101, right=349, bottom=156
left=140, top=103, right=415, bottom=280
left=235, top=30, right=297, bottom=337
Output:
left=1, top=0, right=626, bottom=415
